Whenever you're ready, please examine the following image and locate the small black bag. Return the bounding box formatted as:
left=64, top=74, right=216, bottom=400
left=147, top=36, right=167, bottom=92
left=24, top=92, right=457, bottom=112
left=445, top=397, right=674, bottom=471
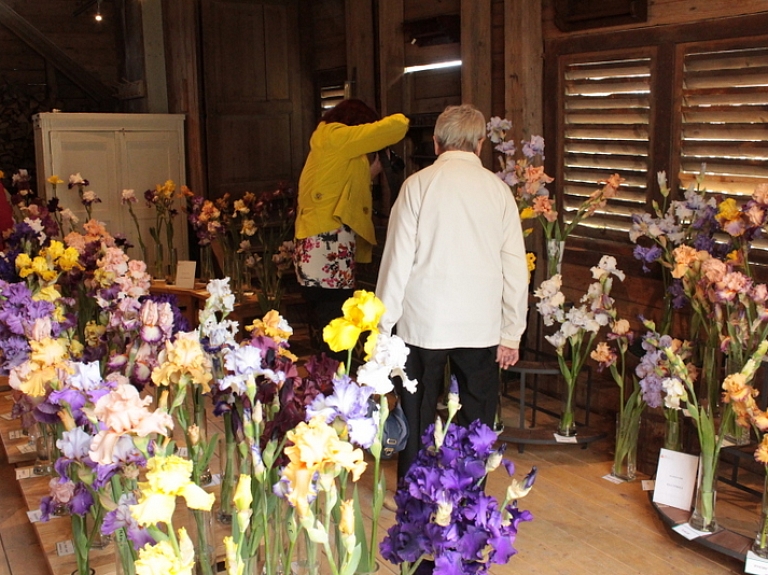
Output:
left=380, top=399, right=409, bottom=460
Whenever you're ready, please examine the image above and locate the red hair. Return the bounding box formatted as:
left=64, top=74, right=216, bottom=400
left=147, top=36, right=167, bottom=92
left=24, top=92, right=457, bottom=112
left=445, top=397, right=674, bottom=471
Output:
left=321, top=99, right=380, bottom=127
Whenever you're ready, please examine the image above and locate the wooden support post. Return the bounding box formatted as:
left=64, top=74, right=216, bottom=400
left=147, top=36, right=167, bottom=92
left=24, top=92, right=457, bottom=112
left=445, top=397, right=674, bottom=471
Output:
left=345, top=0, right=376, bottom=107
left=377, top=0, right=404, bottom=117
left=461, top=0, right=492, bottom=168
left=162, top=0, right=206, bottom=198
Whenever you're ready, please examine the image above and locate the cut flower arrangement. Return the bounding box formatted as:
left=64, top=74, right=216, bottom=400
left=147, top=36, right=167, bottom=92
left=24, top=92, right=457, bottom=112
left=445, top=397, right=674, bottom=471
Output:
left=486, top=116, right=623, bottom=277
left=0, top=167, right=536, bottom=575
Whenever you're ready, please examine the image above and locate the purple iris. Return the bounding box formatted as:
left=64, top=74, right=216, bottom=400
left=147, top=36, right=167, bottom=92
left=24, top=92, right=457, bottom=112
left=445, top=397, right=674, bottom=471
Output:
left=633, top=244, right=662, bottom=273
left=381, top=418, right=533, bottom=575
left=102, top=492, right=156, bottom=550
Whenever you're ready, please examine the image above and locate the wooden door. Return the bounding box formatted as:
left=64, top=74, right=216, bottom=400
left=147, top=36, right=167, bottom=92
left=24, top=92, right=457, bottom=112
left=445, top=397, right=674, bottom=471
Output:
left=201, top=0, right=306, bottom=199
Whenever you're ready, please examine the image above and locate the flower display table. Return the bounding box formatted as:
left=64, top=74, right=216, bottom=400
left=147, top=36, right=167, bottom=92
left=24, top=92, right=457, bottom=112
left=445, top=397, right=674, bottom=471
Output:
left=12, top=464, right=229, bottom=575
left=650, top=497, right=752, bottom=561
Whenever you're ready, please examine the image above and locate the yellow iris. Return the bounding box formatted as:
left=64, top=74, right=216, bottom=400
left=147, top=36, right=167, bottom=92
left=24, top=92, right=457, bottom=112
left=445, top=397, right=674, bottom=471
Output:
left=152, top=332, right=213, bottom=392
left=341, top=290, right=385, bottom=332
left=716, top=197, right=740, bottom=223
left=323, top=318, right=362, bottom=353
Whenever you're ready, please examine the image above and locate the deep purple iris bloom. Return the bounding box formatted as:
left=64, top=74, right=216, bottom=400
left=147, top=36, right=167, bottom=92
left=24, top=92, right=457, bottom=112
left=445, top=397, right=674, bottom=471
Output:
left=381, top=419, right=533, bottom=575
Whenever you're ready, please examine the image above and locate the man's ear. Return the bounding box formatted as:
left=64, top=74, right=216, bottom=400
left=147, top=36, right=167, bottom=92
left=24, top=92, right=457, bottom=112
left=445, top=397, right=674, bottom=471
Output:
left=474, top=136, right=486, bottom=157
left=433, top=136, right=442, bottom=156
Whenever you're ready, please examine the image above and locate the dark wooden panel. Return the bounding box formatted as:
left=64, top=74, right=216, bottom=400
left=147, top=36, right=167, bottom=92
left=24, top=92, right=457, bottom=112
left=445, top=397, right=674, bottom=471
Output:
left=207, top=113, right=293, bottom=193
left=204, top=1, right=267, bottom=107
left=201, top=0, right=305, bottom=198
left=404, top=0, right=460, bottom=21
left=264, top=4, right=290, bottom=101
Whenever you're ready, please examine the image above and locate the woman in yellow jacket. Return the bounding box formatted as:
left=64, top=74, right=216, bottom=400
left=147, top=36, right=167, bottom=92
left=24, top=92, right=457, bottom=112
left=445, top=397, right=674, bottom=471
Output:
left=294, top=99, right=409, bottom=358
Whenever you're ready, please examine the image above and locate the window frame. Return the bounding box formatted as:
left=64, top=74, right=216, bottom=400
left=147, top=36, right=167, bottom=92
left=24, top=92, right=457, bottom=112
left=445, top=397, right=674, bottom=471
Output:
left=543, top=12, right=768, bottom=268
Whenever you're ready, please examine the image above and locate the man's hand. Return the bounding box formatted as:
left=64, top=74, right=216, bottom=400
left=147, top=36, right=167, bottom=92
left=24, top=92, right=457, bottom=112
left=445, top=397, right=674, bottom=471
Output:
left=496, top=345, right=519, bottom=370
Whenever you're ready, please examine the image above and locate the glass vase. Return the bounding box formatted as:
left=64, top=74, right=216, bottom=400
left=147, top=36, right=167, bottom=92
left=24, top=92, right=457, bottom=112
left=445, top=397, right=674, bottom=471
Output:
left=224, top=250, right=244, bottom=302
left=154, top=243, right=165, bottom=281
left=199, top=244, right=215, bottom=283
left=166, top=247, right=179, bottom=285
left=87, top=510, right=111, bottom=550
left=114, top=527, right=137, bottom=575
left=753, top=472, right=768, bottom=558
left=189, top=508, right=216, bottom=575
left=612, top=412, right=641, bottom=481
left=546, top=239, right=565, bottom=279
left=663, top=409, right=683, bottom=452
left=557, top=378, right=577, bottom=437
left=33, top=422, right=56, bottom=476
left=689, top=451, right=719, bottom=532
left=290, top=529, right=319, bottom=575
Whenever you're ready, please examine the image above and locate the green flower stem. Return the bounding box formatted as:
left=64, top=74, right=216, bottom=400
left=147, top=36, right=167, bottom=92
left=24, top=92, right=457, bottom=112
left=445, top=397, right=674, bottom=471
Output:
left=219, top=412, right=236, bottom=518
left=664, top=408, right=682, bottom=452
left=127, top=203, right=148, bottom=264
left=71, top=513, right=90, bottom=575
left=110, top=475, right=137, bottom=575
left=612, top=392, right=643, bottom=478
left=756, top=470, right=768, bottom=553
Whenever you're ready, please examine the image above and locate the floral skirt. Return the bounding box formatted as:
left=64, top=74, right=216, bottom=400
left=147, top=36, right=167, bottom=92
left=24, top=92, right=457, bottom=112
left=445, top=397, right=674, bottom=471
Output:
left=294, top=225, right=356, bottom=289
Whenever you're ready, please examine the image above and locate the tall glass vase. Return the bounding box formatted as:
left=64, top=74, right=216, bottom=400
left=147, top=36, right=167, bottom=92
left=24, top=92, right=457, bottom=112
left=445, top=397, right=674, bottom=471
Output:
left=114, top=527, right=137, bottom=575
left=546, top=239, right=565, bottom=279
left=33, top=422, right=58, bottom=476
left=216, top=418, right=238, bottom=525
left=663, top=408, right=683, bottom=452
left=199, top=244, right=215, bottom=283
left=166, top=247, right=178, bottom=285
left=689, top=451, right=719, bottom=532
left=189, top=508, right=216, bottom=575
left=753, top=470, right=768, bottom=558
left=558, top=377, right=577, bottom=437
left=224, top=250, right=244, bottom=302
left=612, top=412, right=641, bottom=481
left=154, top=243, right=166, bottom=281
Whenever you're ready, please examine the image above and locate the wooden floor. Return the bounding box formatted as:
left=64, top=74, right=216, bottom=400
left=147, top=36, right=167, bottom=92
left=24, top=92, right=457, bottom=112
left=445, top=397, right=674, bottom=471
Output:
left=0, top=321, right=761, bottom=575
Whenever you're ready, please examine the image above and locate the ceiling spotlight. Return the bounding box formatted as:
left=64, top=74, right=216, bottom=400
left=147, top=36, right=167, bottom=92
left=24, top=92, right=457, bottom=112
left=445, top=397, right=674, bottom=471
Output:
left=95, top=0, right=103, bottom=21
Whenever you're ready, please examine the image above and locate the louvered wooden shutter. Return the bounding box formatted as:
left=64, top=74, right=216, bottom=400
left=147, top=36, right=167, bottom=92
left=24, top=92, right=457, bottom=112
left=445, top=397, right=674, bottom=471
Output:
left=562, top=56, right=652, bottom=239
left=561, top=54, right=653, bottom=239
left=680, top=44, right=768, bottom=197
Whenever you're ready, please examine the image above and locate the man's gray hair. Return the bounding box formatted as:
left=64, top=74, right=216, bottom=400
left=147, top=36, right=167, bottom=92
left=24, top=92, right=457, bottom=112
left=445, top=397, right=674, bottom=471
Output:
left=434, top=104, right=486, bottom=153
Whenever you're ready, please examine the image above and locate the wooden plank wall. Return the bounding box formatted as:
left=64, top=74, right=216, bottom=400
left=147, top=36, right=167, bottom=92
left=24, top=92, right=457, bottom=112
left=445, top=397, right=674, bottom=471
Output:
left=542, top=0, right=768, bottom=39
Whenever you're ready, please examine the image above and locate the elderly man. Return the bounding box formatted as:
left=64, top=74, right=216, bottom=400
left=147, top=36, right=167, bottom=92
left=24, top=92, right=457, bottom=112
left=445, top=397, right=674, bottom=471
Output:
left=376, top=104, right=529, bottom=480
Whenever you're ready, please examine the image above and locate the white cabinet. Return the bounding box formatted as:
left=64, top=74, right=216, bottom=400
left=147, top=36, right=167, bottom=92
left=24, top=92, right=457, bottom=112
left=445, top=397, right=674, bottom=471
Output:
left=33, top=112, right=189, bottom=262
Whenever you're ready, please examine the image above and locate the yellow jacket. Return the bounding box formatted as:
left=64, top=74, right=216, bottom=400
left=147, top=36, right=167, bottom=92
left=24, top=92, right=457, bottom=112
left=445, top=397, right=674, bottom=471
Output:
left=295, top=113, right=409, bottom=262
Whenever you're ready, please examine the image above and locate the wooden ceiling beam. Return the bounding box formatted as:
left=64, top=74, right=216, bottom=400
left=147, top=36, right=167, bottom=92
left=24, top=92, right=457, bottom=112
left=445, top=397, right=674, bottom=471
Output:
left=0, top=0, right=115, bottom=105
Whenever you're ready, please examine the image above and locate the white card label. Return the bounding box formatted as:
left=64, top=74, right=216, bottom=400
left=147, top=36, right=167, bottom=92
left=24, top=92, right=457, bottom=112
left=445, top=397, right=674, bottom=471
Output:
left=56, top=540, right=75, bottom=556
left=9, top=429, right=24, bottom=439
left=553, top=433, right=578, bottom=444
left=175, top=261, right=197, bottom=289
left=27, top=509, right=42, bottom=523
left=602, top=473, right=624, bottom=484
left=746, top=551, right=768, bottom=574
left=672, top=523, right=710, bottom=540
left=652, top=448, right=699, bottom=511
left=15, top=467, right=34, bottom=479
left=18, top=442, right=36, bottom=454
